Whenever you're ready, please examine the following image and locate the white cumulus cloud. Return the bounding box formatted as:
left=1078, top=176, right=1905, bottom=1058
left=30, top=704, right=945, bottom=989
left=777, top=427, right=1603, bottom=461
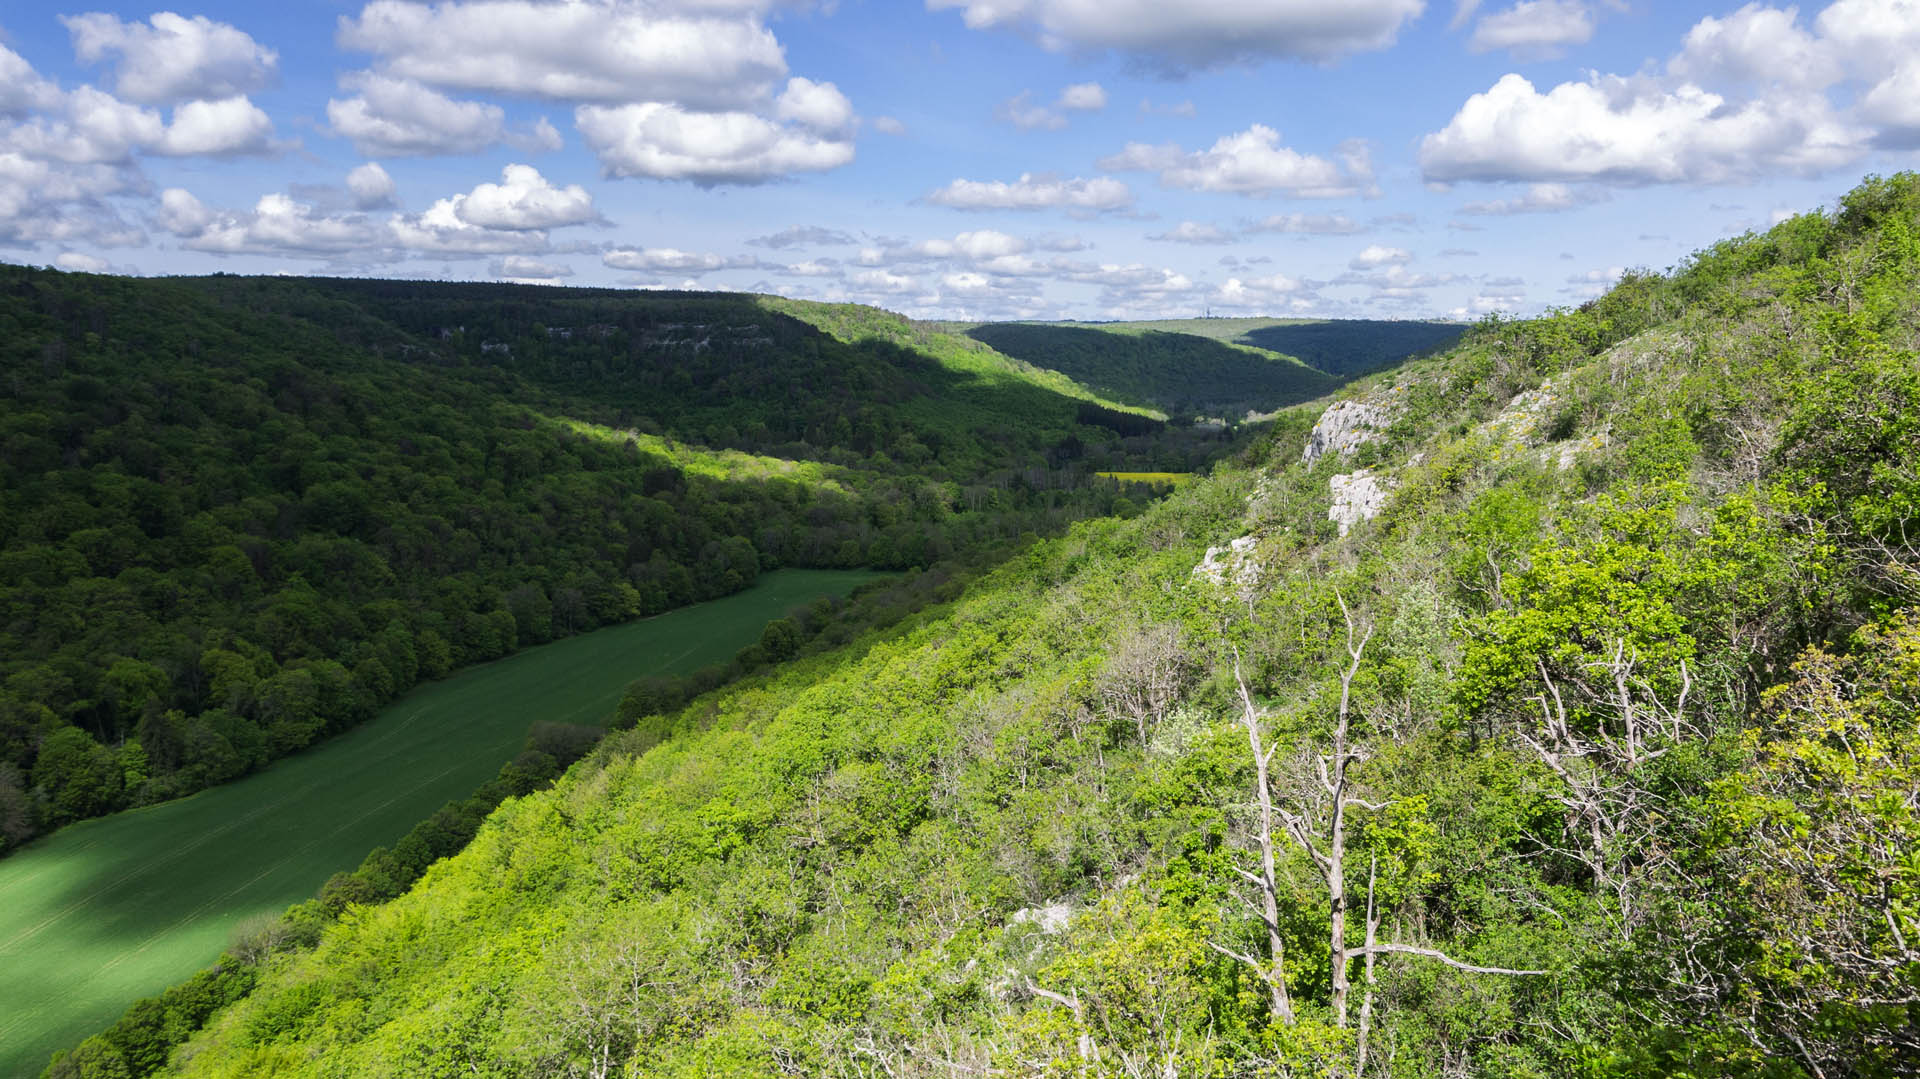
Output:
left=1149, top=221, right=1235, bottom=244
left=63, top=12, right=278, bottom=104
left=926, top=173, right=1133, bottom=213
left=1101, top=127, right=1373, bottom=198
left=327, top=75, right=505, bottom=157
left=337, top=0, right=788, bottom=111
left=575, top=94, right=856, bottom=186
left=454, top=164, right=596, bottom=229
left=346, top=162, right=397, bottom=209
left=602, top=247, right=763, bottom=274
left=492, top=254, right=573, bottom=278
left=1419, top=72, right=1863, bottom=185
left=1467, top=0, right=1594, bottom=57
left=1349, top=244, right=1411, bottom=269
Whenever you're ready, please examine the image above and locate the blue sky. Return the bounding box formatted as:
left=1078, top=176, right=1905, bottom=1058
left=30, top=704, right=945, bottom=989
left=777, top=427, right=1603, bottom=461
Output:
left=2, top=0, right=1915, bottom=320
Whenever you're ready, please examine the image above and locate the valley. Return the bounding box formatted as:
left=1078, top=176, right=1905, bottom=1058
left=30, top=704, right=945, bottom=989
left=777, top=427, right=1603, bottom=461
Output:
left=0, top=568, right=881, bottom=1079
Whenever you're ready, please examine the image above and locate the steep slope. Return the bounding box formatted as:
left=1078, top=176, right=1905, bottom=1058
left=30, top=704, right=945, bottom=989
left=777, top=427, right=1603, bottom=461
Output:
left=0, top=270, right=1203, bottom=849
left=961, top=321, right=1340, bottom=420
left=959, top=318, right=1463, bottom=420
left=52, top=174, right=1920, bottom=1079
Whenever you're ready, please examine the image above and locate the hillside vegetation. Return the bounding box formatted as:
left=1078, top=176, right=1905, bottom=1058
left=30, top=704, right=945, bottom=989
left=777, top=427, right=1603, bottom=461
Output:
left=68, top=174, right=1918, bottom=1079
left=0, top=271, right=1221, bottom=849
left=962, top=318, right=1462, bottom=420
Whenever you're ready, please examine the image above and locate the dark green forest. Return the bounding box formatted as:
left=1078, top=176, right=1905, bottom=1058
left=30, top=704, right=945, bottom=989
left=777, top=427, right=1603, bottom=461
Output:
left=961, top=317, right=1462, bottom=420
left=45, top=175, right=1916, bottom=1078
left=961, top=322, right=1339, bottom=419
left=0, top=270, right=1237, bottom=851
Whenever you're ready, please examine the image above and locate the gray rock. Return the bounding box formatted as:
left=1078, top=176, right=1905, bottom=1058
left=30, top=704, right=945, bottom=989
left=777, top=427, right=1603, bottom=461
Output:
left=1329, top=470, right=1390, bottom=537
left=1302, top=399, right=1394, bottom=465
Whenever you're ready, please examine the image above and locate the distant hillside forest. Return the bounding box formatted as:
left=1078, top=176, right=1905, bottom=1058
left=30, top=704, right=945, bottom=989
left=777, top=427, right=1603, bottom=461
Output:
left=962, top=317, right=1462, bottom=419
left=0, top=270, right=1233, bottom=851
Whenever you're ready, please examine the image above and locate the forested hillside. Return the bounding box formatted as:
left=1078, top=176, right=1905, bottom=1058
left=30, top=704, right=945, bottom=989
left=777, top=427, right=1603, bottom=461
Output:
left=69, top=175, right=1916, bottom=1078
left=961, top=317, right=1462, bottom=420
left=961, top=322, right=1339, bottom=420
left=0, top=271, right=1225, bottom=851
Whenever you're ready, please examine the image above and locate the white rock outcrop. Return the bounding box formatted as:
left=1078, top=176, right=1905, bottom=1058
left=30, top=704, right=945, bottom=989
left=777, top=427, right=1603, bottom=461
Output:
left=1329, top=470, right=1390, bottom=537
left=1193, top=535, right=1261, bottom=588
left=1010, top=902, right=1073, bottom=935
left=1302, top=401, right=1389, bottom=465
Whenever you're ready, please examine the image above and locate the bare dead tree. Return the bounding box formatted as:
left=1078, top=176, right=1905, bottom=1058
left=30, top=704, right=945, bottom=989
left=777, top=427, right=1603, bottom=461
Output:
left=1217, top=646, right=1297, bottom=1024
left=1098, top=622, right=1197, bottom=745
left=1228, top=593, right=1545, bottom=1053
left=1517, top=643, right=1693, bottom=932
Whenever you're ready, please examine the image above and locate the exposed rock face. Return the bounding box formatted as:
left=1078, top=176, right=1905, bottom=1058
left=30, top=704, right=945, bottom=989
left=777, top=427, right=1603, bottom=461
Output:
left=1493, top=387, right=1557, bottom=444
left=1329, top=470, right=1390, bottom=537
left=1302, top=397, right=1395, bottom=465
left=1010, top=902, right=1073, bottom=935
left=1193, top=535, right=1261, bottom=587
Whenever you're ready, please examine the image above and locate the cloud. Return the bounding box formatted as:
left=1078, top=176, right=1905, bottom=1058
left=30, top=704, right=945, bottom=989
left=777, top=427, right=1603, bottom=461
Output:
left=1419, top=71, right=1862, bottom=185
left=1457, top=181, right=1607, bottom=214
left=1245, top=212, right=1365, bottom=234
left=390, top=195, right=553, bottom=255
left=491, top=254, right=573, bottom=279
left=776, top=76, right=855, bottom=137
left=871, top=115, right=907, bottom=135
left=52, top=251, right=112, bottom=272
left=850, top=269, right=920, bottom=294
left=1349, top=244, right=1411, bottom=269
left=748, top=225, right=858, bottom=248
left=161, top=189, right=390, bottom=257
left=575, top=81, right=857, bottom=185
left=777, top=258, right=841, bottom=277
left=1421, top=4, right=1920, bottom=187
left=1467, top=0, right=1594, bottom=58
left=0, top=45, right=63, bottom=116
left=453, top=164, right=596, bottom=229
left=347, top=162, right=397, bottom=209
left=1217, top=272, right=1312, bottom=308
left=327, top=75, right=505, bottom=157
left=602, top=247, right=763, bottom=274
left=153, top=96, right=274, bottom=156
left=1668, top=4, right=1838, bottom=89
left=1337, top=265, right=1466, bottom=293
left=1563, top=264, right=1624, bottom=298
left=998, top=82, right=1108, bottom=131
left=1059, top=82, right=1107, bottom=110
left=337, top=0, right=787, bottom=111
left=63, top=12, right=277, bottom=104
left=1, top=85, right=272, bottom=168
left=925, top=173, right=1134, bottom=213
left=926, top=0, right=1426, bottom=70
left=1148, top=221, right=1235, bottom=244
left=1101, top=127, right=1373, bottom=198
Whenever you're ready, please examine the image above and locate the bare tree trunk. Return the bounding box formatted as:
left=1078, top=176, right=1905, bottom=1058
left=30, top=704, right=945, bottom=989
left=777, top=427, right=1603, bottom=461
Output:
left=1230, top=652, right=1296, bottom=1024
left=1356, top=855, right=1379, bottom=1077
left=1327, top=594, right=1370, bottom=1025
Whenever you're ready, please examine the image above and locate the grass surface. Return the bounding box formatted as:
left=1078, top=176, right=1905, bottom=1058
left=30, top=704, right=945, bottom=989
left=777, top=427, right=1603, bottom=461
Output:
left=0, top=569, right=883, bottom=1079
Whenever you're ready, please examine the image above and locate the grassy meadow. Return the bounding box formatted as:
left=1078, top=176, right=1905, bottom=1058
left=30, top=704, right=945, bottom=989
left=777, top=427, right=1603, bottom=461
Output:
left=0, top=569, right=882, bottom=1079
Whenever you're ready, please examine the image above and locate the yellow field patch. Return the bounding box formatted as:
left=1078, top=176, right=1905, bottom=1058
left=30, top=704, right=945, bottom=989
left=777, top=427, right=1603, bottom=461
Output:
left=1098, top=471, right=1195, bottom=485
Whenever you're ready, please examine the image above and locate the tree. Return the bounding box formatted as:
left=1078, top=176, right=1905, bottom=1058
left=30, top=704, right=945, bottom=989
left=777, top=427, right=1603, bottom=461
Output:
left=1224, top=594, right=1543, bottom=1065
left=32, top=727, right=124, bottom=823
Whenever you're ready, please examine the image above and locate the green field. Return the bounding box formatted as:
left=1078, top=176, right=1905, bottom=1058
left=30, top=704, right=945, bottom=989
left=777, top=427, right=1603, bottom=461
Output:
left=0, top=569, right=882, bottom=1079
